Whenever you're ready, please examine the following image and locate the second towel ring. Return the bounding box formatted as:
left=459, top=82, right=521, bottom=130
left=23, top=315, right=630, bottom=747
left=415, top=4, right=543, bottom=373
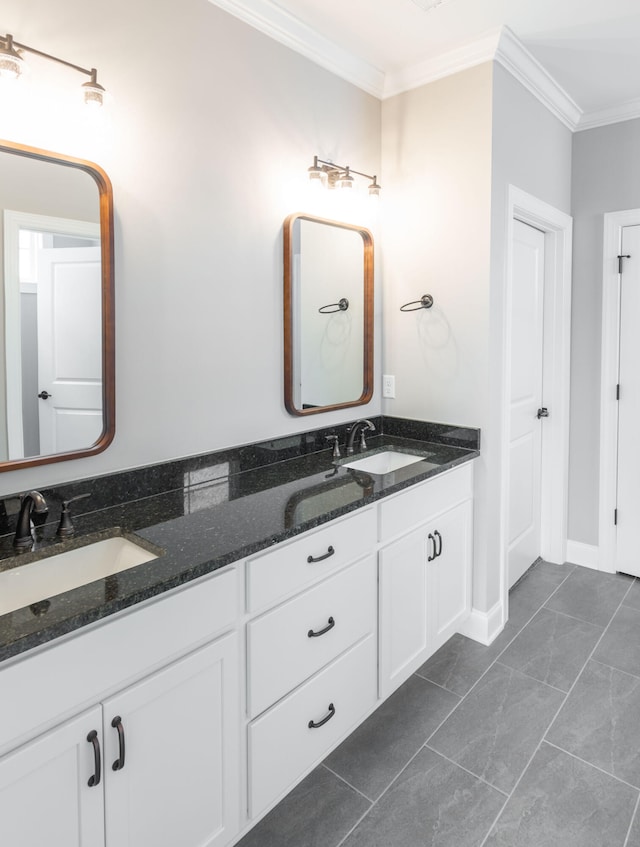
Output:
left=319, top=297, right=349, bottom=314
left=400, top=294, right=434, bottom=312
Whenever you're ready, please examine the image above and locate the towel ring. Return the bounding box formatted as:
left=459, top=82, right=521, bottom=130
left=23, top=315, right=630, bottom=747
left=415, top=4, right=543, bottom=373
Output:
left=400, top=294, right=434, bottom=312
left=319, top=297, right=349, bottom=314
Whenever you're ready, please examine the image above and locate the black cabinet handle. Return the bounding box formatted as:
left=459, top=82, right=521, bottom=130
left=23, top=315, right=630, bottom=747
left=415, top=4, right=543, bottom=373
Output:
left=87, top=730, right=101, bottom=787
left=308, top=703, right=335, bottom=729
left=427, top=533, right=436, bottom=562
left=111, top=716, right=126, bottom=771
left=434, top=530, right=443, bottom=558
left=307, top=545, right=335, bottom=564
left=308, top=616, right=335, bottom=638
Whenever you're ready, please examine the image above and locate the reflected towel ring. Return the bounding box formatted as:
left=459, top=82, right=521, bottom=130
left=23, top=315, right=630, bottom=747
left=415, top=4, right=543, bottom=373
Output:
left=400, top=294, right=434, bottom=312
left=319, top=297, right=349, bottom=314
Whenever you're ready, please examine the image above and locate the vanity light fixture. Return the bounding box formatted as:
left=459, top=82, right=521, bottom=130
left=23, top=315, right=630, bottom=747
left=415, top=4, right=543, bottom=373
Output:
left=0, top=33, right=106, bottom=107
left=308, top=156, right=382, bottom=196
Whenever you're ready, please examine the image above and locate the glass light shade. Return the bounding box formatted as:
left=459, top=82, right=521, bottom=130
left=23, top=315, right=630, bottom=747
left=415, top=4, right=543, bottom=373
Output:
left=338, top=171, right=354, bottom=189
left=368, top=180, right=381, bottom=197
left=82, top=80, right=105, bottom=108
left=0, top=48, right=22, bottom=80
left=307, top=165, right=325, bottom=186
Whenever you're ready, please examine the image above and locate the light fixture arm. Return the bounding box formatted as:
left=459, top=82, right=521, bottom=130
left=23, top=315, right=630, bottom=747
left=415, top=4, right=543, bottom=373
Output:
left=2, top=34, right=99, bottom=80
left=315, top=157, right=377, bottom=183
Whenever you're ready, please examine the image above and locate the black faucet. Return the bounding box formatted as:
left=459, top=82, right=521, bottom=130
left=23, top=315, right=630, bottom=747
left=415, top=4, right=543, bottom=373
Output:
left=13, top=490, right=48, bottom=549
left=346, top=419, right=376, bottom=455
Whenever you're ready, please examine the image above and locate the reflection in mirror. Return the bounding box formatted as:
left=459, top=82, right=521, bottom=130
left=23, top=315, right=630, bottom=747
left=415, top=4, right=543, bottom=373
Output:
left=284, top=214, right=373, bottom=416
left=0, top=141, right=114, bottom=472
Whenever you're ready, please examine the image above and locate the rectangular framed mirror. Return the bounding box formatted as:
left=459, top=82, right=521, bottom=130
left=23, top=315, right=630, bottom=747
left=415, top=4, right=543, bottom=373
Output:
left=283, top=213, right=373, bottom=416
left=0, top=140, right=115, bottom=472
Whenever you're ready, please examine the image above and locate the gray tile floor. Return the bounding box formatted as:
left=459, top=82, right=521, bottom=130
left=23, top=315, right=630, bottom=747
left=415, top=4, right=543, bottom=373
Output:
left=239, top=561, right=640, bottom=847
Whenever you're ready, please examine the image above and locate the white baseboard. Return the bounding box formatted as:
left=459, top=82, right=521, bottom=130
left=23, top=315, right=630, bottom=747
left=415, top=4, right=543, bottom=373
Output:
left=458, top=600, right=504, bottom=646
left=566, top=540, right=600, bottom=571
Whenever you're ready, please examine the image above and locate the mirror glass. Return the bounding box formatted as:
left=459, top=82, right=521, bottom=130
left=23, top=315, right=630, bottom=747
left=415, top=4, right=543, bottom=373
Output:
left=284, top=213, right=373, bottom=416
left=0, top=141, right=114, bottom=472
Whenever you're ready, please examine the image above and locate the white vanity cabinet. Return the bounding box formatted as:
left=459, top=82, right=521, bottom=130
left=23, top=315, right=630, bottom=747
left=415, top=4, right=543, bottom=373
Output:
left=378, top=464, right=473, bottom=698
left=0, top=569, right=241, bottom=847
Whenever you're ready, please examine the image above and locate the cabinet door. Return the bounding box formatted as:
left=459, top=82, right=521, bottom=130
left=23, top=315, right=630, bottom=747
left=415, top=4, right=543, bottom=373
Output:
left=103, top=634, right=239, bottom=847
left=0, top=706, right=105, bottom=847
left=378, top=525, right=430, bottom=699
left=428, top=500, right=472, bottom=651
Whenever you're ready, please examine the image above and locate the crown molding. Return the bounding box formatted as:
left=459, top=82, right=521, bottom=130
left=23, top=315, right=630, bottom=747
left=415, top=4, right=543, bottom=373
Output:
left=208, top=4, right=640, bottom=133
left=382, top=30, right=501, bottom=99
left=207, top=0, right=385, bottom=97
left=494, top=27, right=581, bottom=131
left=577, top=98, right=640, bottom=132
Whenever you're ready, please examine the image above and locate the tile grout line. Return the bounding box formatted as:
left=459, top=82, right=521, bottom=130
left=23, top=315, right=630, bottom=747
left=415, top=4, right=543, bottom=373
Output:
left=422, top=562, right=580, bottom=749
left=478, top=573, right=637, bottom=847
left=320, top=763, right=375, bottom=804
left=589, top=654, right=640, bottom=684
left=412, top=670, right=464, bottom=699
left=624, top=793, right=640, bottom=847
left=493, top=659, right=569, bottom=694
left=543, top=739, right=640, bottom=792
left=422, top=743, right=510, bottom=797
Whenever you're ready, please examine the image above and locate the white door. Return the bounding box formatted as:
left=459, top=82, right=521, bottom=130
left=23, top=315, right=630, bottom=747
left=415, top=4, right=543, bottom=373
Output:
left=507, top=220, right=546, bottom=587
left=615, top=226, right=640, bottom=576
left=0, top=706, right=105, bottom=847
left=103, top=635, right=239, bottom=847
left=36, top=246, right=103, bottom=455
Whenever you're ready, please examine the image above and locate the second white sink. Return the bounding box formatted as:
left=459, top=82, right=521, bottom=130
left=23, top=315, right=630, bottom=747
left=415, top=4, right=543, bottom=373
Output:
left=0, top=536, right=159, bottom=617
left=341, top=450, right=426, bottom=475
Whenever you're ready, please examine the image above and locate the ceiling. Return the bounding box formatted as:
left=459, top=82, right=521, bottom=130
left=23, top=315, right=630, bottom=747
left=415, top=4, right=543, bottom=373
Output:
left=209, top=0, right=640, bottom=130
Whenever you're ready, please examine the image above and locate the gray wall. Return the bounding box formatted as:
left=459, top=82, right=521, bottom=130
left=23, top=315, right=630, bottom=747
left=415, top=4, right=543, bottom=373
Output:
left=0, top=0, right=381, bottom=495
left=570, top=118, right=640, bottom=544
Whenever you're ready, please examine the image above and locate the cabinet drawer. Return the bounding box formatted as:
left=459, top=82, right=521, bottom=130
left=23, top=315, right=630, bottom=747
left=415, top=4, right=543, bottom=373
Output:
left=379, top=463, right=473, bottom=541
left=248, top=634, right=376, bottom=819
left=0, top=568, right=238, bottom=754
left=247, top=556, right=376, bottom=717
left=246, top=508, right=376, bottom=613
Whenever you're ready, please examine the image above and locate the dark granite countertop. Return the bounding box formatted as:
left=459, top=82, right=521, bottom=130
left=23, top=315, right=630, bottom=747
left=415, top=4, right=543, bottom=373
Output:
left=0, top=426, right=478, bottom=664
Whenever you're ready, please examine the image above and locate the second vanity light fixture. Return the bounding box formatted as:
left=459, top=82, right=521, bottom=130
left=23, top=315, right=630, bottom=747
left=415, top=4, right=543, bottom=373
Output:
left=308, top=156, right=382, bottom=196
left=0, top=33, right=106, bottom=107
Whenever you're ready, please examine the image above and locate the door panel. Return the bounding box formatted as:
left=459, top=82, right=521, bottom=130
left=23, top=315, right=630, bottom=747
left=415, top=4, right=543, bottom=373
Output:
left=0, top=707, right=105, bottom=847
left=508, top=220, right=545, bottom=587
left=103, top=636, right=239, bottom=847
left=616, top=225, right=640, bottom=576
left=36, top=246, right=103, bottom=455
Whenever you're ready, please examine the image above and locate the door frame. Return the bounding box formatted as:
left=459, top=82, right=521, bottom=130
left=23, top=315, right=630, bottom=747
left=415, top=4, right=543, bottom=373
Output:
left=500, top=187, right=573, bottom=617
left=599, top=209, right=640, bottom=573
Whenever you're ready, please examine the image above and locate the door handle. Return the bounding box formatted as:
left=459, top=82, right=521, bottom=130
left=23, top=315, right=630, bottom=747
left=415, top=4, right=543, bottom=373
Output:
left=87, top=730, right=101, bottom=787
left=37, top=390, right=52, bottom=400
left=434, top=530, right=443, bottom=558
left=111, top=716, right=126, bottom=771
left=427, top=533, right=436, bottom=562
left=536, top=407, right=549, bottom=419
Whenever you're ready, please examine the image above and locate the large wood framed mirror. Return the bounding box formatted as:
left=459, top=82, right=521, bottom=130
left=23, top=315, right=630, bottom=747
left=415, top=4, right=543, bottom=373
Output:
left=0, top=140, right=114, bottom=472
left=284, top=213, right=373, bottom=416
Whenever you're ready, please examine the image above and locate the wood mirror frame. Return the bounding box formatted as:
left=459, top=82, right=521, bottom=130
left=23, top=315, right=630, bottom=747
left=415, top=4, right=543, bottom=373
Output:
left=283, top=213, right=374, bottom=416
left=0, top=140, right=115, bottom=473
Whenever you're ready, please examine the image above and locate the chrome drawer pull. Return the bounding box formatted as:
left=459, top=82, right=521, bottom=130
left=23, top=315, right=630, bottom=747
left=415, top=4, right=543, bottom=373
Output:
left=308, top=703, right=335, bottom=729
left=307, top=545, right=335, bottom=564
left=308, top=616, right=335, bottom=638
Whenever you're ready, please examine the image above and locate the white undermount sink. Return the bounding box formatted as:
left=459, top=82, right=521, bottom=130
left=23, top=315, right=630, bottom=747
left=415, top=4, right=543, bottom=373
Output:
left=341, top=450, right=426, bottom=475
left=0, top=536, right=159, bottom=617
